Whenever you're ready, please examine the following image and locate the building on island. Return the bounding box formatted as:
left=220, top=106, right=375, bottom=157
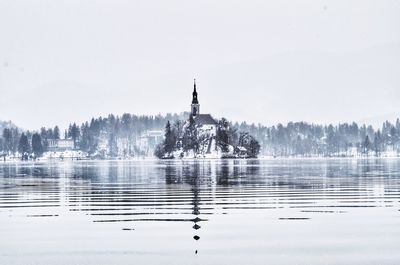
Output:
left=138, top=130, right=164, bottom=155
left=186, top=79, right=218, bottom=156
left=47, top=139, right=74, bottom=151
left=190, top=79, right=217, bottom=137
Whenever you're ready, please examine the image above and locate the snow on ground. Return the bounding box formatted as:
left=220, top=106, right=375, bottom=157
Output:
left=40, top=150, right=88, bottom=160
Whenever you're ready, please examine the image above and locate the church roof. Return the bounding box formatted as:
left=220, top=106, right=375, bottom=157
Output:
left=193, top=114, right=217, bottom=125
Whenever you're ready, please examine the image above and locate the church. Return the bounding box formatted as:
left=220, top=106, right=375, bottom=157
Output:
left=190, top=79, right=217, bottom=137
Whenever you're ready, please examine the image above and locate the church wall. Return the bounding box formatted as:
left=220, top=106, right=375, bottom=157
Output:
left=198, top=124, right=216, bottom=137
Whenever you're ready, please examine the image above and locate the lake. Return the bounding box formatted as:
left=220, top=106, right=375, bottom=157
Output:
left=0, top=158, right=399, bottom=265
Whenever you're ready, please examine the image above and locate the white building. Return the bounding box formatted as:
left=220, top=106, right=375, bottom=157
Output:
left=138, top=130, right=164, bottom=154
left=47, top=139, right=74, bottom=151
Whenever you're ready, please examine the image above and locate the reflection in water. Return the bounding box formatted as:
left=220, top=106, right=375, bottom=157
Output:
left=190, top=164, right=201, bottom=253
left=166, top=162, right=204, bottom=253
left=1, top=159, right=400, bottom=264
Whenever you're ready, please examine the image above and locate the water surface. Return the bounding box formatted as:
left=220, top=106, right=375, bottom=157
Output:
left=1, top=159, right=400, bottom=265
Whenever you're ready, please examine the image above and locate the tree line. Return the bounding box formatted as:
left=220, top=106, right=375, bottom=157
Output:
left=0, top=126, right=61, bottom=159
left=2, top=113, right=400, bottom=158
left=0, top=113, right=189, bottom=158
left=233, top=119, right=400, bottom=157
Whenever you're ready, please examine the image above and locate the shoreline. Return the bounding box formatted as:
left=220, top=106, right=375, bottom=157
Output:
left=2, top=156, right=400, bottom=164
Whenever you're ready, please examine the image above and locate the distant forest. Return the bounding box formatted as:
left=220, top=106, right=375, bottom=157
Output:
left=241, top=120, right=400, bottom=157
left=1, top=113, right=400, bottom=157
left=0, top=113, right=189, bottom=157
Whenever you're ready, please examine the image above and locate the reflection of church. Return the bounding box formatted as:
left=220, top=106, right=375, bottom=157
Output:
left=164, top=162, right=204, bottom=254
left=190, top=79, right=217, bottom=137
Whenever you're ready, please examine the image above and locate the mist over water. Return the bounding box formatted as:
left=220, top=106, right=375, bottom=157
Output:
left=0, top=159, right=400, bottom=265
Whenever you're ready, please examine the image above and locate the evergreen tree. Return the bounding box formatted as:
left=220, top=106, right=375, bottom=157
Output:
left=154, top=143, right=165, bottom=159
left=295, top=135, right=304, bottom=155
left=79, top=122, right=90, bottom=152
left=69, top=123, right=80, bottom=148
left=390, top=126, right=399, bottom=151
left=164, top=121, right=176, bottom=155
left=11, top=128, right=20, bottom=155
left=18, top=133, right=30, bottom=155
left=182, top=115, right=198, bottom=153
left=362, top=135, right=371, bottom=156
left=238, top=132, right=260, bottom=158
left=374, top=130, right=382, bottom=157
left=40, top=127, right=49, bottom=151
left=2, top=128, right=13, bottom=154
left=108, top=132, right=118, bottom=157
left=216, top=118, right=230, bottom=152
left=54, top=126, right=60, bottom=139
left=326, top=125, right=336, bottom=156
left=248, top=136, right=261, bottom=158
left=31, top=133, right=43, bottom=157
left=173, top=120, right=184, bottom=150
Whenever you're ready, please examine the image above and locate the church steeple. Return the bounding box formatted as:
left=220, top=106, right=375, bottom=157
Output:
left=191, top=79, right=200, bottom=116
left=192, top=79, right=199, bottom=104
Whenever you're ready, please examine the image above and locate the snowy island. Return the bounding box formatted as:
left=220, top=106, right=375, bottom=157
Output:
left=154, top=79, right=260, bottom=159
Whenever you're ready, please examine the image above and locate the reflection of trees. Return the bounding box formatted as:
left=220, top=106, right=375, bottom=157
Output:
left=0, top=163, right=62, bottom=207
left=216, top=159, right=261, bottom=186
left=165, top=164, right=181, bottom=184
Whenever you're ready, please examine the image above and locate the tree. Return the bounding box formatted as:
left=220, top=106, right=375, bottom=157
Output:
left=54, top=126, right=60, bottom=139
left=173, top=120, right=184, bottom=150
left=18, top=133, right=30, bottom=157
left=326, top=125, right=336, bottom=156
left=79, top=122, right=90, bottom=152
left=362, top=135, right=371, bottom=156
left=164, top=121, right=176, bottom=155
left=182, top=115, right=198, bottom=153
left=2, top=128, right=12, bottom=154
left=68, top=123, right=80, bottom=148
left=154, top=143, right=165, bottom=159
left=31, top=133, right=43, bottom=157
left=11, top=128, right=20, bottom=155
left=374, top=130, right=383, bottom=157
left=88, top=118, right=100, bottom=154
left=248, top=137, right=261, bottom=158
left=108, top=132, right=118, bottom=157
left=295, top=135, right=304, bottom=156
left=238, top=132, right=261, bottom=158
left=216, top=118, right=230, bottom=152
left=40, top=127, right=50, bottom=151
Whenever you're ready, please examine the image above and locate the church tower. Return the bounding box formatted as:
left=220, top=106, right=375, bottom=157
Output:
left=191, top=79, right=200, bottom=116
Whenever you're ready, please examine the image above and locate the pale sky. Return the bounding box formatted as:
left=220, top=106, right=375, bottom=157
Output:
left=1, top=0, right=400, bottom=130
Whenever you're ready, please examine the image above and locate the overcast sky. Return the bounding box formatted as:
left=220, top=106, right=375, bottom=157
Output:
left=1, top=0, right=400, bottom=130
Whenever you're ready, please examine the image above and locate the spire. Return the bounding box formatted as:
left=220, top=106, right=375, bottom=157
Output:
left=192, top=78, right=199, bottom=104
